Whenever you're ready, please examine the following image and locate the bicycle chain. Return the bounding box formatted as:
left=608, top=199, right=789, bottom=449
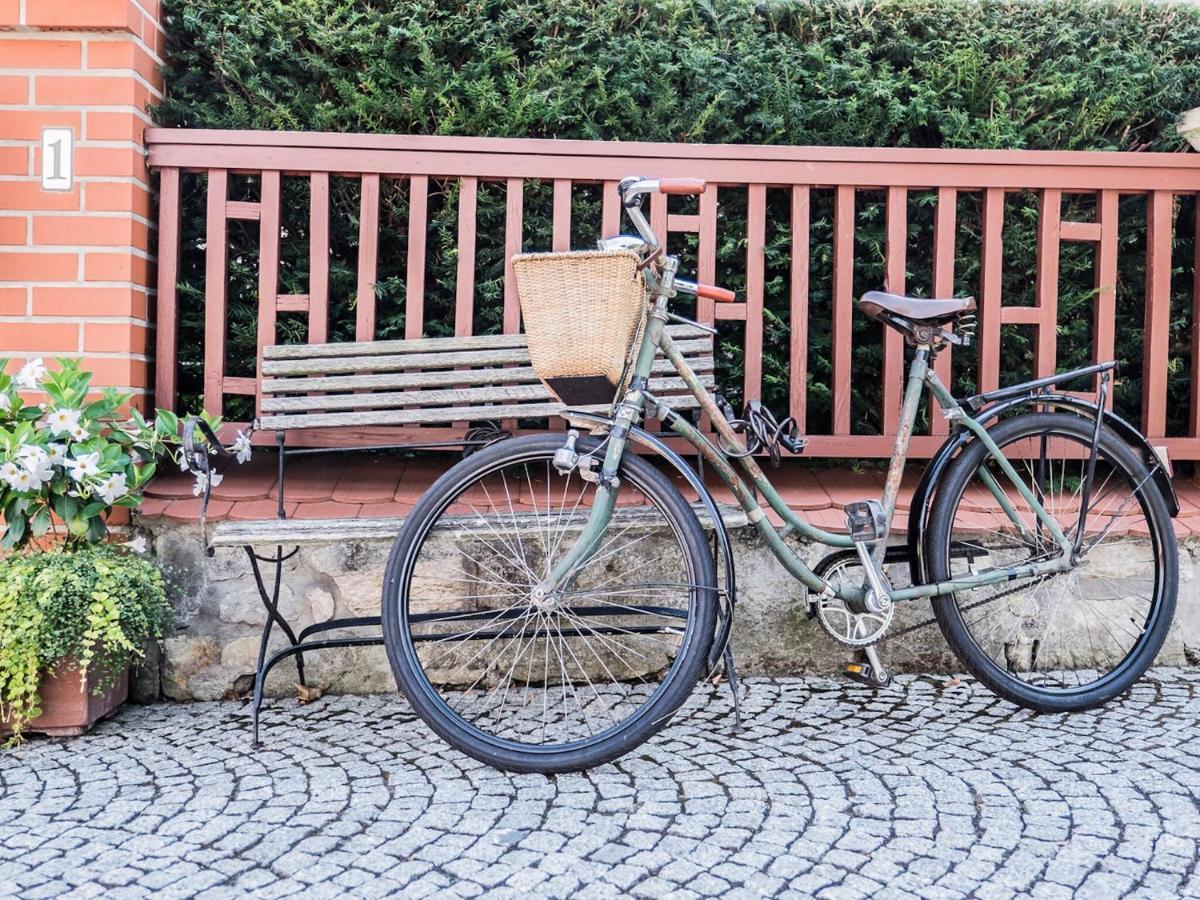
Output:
left=883, top=575, right=1051, bottom=641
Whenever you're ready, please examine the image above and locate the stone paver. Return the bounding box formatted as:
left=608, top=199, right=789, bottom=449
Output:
left=2, top=669, right=1199, bottom=898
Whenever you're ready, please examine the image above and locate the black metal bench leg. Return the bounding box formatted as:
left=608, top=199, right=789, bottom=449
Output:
left=246, top=544, right=306, bottom=683
left=246, top=543, right=306, bottom=744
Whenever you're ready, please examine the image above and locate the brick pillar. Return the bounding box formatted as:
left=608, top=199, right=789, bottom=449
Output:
left=0, top=1, right=163, bottom=406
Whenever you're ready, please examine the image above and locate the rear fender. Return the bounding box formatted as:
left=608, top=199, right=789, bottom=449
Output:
left=907, top=392, right=1178, bottom=587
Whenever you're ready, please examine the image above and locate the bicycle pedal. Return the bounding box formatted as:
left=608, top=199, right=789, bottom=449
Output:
left=843, top=661, right=893, bottom=689
left=844, top=500, right=887, bottom=542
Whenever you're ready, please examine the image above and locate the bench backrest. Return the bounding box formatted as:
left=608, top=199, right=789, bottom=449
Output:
left=258, top=324, right=715, bottom=432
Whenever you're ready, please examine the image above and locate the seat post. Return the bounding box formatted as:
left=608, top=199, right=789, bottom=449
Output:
left=874, top=345, right=931, bottom=565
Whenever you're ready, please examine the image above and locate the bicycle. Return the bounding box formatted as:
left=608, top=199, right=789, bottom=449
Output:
left=381, top=176, right=1180, bottom=773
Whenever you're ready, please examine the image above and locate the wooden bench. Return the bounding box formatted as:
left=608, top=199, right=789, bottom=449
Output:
left=197, top=324, right=724, bottom=739
left=254, top=324, right=715, bottom=433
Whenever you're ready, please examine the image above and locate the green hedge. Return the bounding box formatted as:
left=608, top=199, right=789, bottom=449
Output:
left=155, top=0, right=1200, bottom=438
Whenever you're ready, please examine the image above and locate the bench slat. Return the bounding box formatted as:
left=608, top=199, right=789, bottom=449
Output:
left=259, top=386, right=709, bottom=430
left=262, top=400, right=579, bottom=430
left=209, top=505, right=749, bottom=547
left=260, top=356, right=713, bottom=396
left=263, top=382, right=553, bottom=413
left=265, top=331, right=527, bottom=360
left=261, top=374, right=713, bottom=414
left=262, top=365, right=540, bottom=395
left=262, top=336, right=714, bottom=378
left=261, top=323, right=710, bottom=361
left=263, top=346, right=532, bottom=377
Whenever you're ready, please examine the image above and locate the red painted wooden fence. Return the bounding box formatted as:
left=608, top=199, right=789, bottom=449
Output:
left=147, top=129, right=1200, bottom=459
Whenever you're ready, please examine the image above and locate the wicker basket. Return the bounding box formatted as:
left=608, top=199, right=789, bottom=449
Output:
left=512, top=249, right=647, bottom=405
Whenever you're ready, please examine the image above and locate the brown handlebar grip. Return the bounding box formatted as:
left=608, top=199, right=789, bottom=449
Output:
left=658, top=178, right=707, bottom=195
left=696, top=283, right=736, bottom=302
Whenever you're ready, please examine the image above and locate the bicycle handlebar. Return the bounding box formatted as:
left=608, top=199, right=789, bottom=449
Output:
left=620, top=176, right=707, bottom=207
left=657, top=178, right=707, bottom=196
left=674, top=278, right=737, bottom=303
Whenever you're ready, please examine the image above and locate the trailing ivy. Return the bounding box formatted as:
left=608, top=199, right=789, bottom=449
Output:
left=0, top=545, right=170, bottom=742
left=155, top=0, right=1200, bottom=438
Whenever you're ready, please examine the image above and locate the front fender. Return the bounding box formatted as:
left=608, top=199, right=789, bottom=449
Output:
left=561, top=411, right=737, bottom=674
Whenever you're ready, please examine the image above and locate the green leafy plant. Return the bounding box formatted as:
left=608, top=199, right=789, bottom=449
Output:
left=0, top=357, right=247, bottom=550
left=0, top=544, right=170, bottom=741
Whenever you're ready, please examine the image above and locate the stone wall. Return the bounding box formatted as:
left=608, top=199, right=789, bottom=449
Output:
left=134, top=514, right=1199, bottom=703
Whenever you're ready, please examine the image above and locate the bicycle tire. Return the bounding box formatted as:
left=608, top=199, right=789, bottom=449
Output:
left=382, top=434, right=718, bottom=773
left=924, top=411, right=1177, bottom=712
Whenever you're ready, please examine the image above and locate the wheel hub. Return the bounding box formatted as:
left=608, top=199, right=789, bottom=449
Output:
left=529, top=585, right=561, bottom=612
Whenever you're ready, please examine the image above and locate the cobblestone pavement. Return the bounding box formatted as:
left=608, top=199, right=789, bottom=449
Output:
left=2, top=669, right=1199, bottom=899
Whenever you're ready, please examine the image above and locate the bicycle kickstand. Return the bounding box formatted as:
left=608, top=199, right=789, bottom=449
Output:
left=722, top=643, right=744, bottom=730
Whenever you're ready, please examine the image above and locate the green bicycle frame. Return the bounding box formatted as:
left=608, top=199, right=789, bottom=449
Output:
left=543, top=289, right=1075, bottom=606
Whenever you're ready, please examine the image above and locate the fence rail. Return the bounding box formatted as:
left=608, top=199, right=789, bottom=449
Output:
left=147, top=128, right=1200, bottom=458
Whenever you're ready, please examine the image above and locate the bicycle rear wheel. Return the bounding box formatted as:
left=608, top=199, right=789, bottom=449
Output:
left=924, top=412, right=1177, bottom=712
left=382, top=434, right=717, bottom=773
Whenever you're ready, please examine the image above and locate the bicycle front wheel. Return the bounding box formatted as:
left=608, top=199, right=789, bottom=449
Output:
left=382, top=434, right=717, bottom=773
left=924, top=411, right=1177, bottom=712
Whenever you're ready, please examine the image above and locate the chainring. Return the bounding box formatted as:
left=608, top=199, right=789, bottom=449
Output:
left=810, top=557, right=894, bottom=648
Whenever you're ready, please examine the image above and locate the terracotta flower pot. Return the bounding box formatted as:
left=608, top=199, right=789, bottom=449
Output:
left=2, top=659, right=129, bottom=738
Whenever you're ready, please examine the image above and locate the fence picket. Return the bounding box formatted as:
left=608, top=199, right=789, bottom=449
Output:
left=832, top=186, right=855, bottom=435
left=930, top=186, right=957, bottom=434
left=744, top=184, right=766, bottom=403
left=1094, top=189, right=1118, bottom=403
left=1143, top=190, right=1172, bottom=439
left=504, top=178, right=523, bottom=334
left=883, top=187, right=907, bottom=434
left=309, top=172, right=329, bottom=343
left=455, top=177, right=478, bottom=336
left=154, top=167, right=180, bottom=410
left=404, top=174, right=428, bottom=339
left=979, top=187, right=1005, bottom=395
left=1034, top=188, right=1061, bottom=378
left=203, top=169, right=228, bottom=416
left=355, top=173, right=380, bottom=341
left=256, top=170, right=281, bottom=417
left=552, top=179, right=571, bottom=252
left=789, top=186, right=810, bottom=429
left=697, top=188, right=718, bottom=325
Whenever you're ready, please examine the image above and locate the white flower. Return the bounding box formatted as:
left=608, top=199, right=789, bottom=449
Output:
left=122, top=534, right=148, bottom=554
left=66, top=451, right=101, bottom=482
left=232, top=430, right=253, bottom=464
left=96, top=472, right=128, bottom=504
left=15, top=358, right=47, bottom=390
left=43, top=407, right=81, bottom=437
left=45, top=443, right=67, bottom=466
left=69, top=423, right=89, bottom=442
left=191, top=470, right=222, bottom=496
left=3, top=466, right=44, bottom=493
left=18, top=447, right=54, bottom=483
left=17, top=443, right=47, bottom=465
left=0, top=461, right=23, bottom=489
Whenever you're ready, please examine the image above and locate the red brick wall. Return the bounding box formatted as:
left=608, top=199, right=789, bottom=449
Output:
left=0, top=0, right=164, bottom=404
